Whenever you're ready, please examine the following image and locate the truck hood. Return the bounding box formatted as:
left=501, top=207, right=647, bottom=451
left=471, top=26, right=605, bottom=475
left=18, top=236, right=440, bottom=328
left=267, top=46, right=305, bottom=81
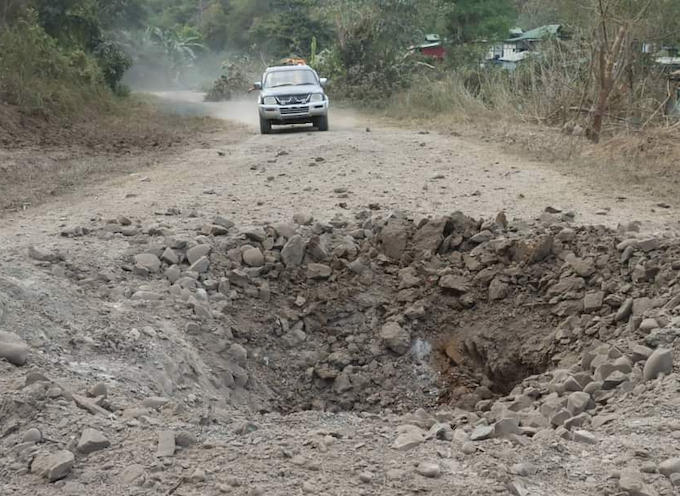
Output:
left=260, top=85, right=323, bottom=97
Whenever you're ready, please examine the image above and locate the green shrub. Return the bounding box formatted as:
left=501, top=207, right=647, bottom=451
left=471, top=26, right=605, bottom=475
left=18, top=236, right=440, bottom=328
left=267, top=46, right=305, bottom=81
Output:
left=0, top=11, right=110, bottom=115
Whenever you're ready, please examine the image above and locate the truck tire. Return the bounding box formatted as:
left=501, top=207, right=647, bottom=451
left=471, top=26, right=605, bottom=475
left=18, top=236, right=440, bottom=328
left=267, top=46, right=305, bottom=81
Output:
left=260, top=116, right=272, bottom=135
left=314, top=115, right=329, bottom=132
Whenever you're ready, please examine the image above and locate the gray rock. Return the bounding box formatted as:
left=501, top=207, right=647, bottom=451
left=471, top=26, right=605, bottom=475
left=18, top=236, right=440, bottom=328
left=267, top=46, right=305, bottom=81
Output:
left=510, top=463, right=538, bottom=476
left=242, top=248, right=264, bottom=267
left=567, top=392, right=591, bottom=416
left=293, top=213, right=314, bottom=226
left=602, top=371, right=629, bottom=390
left=550, top=409, right=572, bottom=427
left=229, top=343, right=248, bottom=364
left=214, top=216, right=235, bottom=229
left=0, top=332, right=30, bottom=366
left=165, top=265, right=181, bottom=283
left=380, top=322, right=411, bottom=355
left=573, top=430, right=597, bottom=444
left=584, top=292, right=604, bottom=313
left=307, top=263, right=332, bottom=280
left=380, top=220, right=410, bottom=260
left=134, top=253, right=161, bottom=273
left=88, top=382, right=108, bottom=398
left=392, top=426, right=425, bottom=451
left=660, top=458, right=680, bottom=478
left=281, top=235, right=305, bottom=267
left=470, top=424, right=493, bottom=441
left=492, top=418, right=521, bottom=438
left=616, top=298, right=634, bottom=322
left=77, top=428, right=110, bottom=454
left=415, top=462, right=441, bottom=479
left=461, top=442, right=477, bottom=454
left=175, top=431, right=198, bottom=448
left=189, top=256, right=210, bottom=273
left=31, top=450, right=75, bottom=482
left=638, top=238, right=660, bottom=252
left=187, top=245, right=211, bottom=265
left=631, top=344, right=653, bottom=363
left=156, top=430, right=176, bottom=457
left=643, top=348, right=673, bottom=381
left=161, top=248, right=179, bottom=265
left=620, top=467, right=655, bottom=496
left=131, top=291, right=163, bottom=301
left=22, top=428, right=42, bottom=443
left=439, top=275, right=469, bottom=294
left=142, top=396, right=170, bottom=408
left=564, top=413, right=590, bottom=431
left=273, top=223, right=297, bottom=239
left=28, top=246, right=57, bottom=262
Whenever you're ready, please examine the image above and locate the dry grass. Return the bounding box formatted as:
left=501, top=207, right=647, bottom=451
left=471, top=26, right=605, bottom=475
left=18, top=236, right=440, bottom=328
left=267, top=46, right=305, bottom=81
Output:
left=376, top=63, right=680, bottom=204
left=0, top=95, right=232, bottom=212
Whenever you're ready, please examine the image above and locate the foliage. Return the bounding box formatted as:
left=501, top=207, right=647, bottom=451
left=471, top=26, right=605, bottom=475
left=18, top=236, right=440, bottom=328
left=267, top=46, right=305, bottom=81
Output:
left=443, top=0, right=517, bottom=43
left=204, top=61, right=250, bottom=102
left=0, top=11, right=109, bottom=114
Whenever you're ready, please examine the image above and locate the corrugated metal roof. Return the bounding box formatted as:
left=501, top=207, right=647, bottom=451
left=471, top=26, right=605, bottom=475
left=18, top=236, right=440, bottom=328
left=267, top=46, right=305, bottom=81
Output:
left=507, top=25, right=562, bottom=42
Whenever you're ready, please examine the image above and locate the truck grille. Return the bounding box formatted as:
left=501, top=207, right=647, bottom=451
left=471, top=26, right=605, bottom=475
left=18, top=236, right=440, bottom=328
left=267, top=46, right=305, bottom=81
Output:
left=280, top=106, right=309, bottom=115
left=276, top=94, right=311, bottom=105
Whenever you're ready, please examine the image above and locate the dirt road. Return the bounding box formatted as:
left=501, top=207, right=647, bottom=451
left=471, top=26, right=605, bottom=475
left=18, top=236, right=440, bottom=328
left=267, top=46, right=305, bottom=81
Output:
left=2, top=94, right=679, bottom=496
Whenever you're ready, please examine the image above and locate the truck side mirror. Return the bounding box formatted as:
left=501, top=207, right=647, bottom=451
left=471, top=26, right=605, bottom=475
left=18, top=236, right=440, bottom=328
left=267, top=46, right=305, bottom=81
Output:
left=319, top=78, right=328, bottom=87
left=253, top=82, right=262, bottom=90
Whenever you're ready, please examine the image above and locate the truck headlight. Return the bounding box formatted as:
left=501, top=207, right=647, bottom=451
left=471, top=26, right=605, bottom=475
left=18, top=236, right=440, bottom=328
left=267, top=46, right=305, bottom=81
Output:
left=263, top=96, right=277, bottom=105
left=310, top=93, right=324, bottom=102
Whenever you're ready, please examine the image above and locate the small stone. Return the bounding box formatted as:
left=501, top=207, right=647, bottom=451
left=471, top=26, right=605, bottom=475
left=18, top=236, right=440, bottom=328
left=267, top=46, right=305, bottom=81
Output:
left=156, top=431, right=175, bottom=457
left=0, top=332, right=30, bottom=366
left=660, top=458, right=680, bottom=478
left=214, top=216, right=235, bottom=229
left=573, top=430, right=597, bottom=445
left=143, top=396, right=170, bottom=408
left=461, top=442, right=477, bottom=454
left=175, top=431, right=198, bottom=448
left=643, top=348, right=673, bottom=381
left=380, top=322, right=411, bottom=355
left=439, top=275, right=469, bottom=294
left=22, top=428, right=42, bottom=443
left=189, top=256, right=210, bottom=273
left=492, top=418, right=521, bottom=438
left=470, top=425, right=493, bottom=441
left=32, top=450, right=75, bottom=482
left=165, top=265, right=181, bottom=283
left=510, top=463, right=538, bottom=476
left=293, top=213, right=314, bottom=225
left=415, top=462, right=441, bottom=478
left=567, top=392, right=591, bottom=416
left=120, top=464, right=146, bottom=484
left=392, top=426, right=425, bottom=451
left=359, top=471, right=373, bottom=483
left=584, top=292, right=604, bottom=313
left=134, top=253, right=161, bottom=273
left=191, top=468, right=207, bottom=483
left=639, top=318, right=659, bottom=332
left=77, top=428, right=110, bottom=455
left=161, top=247, right=179, bottom=265
left=28, top=246, right=57, bottom=262
left=307, top=263, right=332, bottom=280
left=187, top=245, right=211, bottom=265
left=242, top=248, right=264, bottom=268
left=88, top=382, right=108, bottom=398
left=281, top=235, right=305, bottom=267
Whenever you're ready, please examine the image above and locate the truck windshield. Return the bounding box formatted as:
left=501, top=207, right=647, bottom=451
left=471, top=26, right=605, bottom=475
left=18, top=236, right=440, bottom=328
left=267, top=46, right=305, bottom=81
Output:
left=264, top=69, right=317, bottom=88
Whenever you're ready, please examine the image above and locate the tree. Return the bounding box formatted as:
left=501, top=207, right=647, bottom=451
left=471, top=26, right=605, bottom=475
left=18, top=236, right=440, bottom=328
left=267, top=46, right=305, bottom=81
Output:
left=443, top=0, right=517, bottom=43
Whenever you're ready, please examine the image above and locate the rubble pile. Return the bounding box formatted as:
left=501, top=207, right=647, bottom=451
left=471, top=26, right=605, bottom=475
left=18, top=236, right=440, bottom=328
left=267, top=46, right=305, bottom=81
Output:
left=1, top=207, right=679, bottom=495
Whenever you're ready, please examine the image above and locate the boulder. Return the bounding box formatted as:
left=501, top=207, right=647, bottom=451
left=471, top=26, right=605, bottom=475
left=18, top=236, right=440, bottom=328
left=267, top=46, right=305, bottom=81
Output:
left=77, top=428, right=110, bottom=455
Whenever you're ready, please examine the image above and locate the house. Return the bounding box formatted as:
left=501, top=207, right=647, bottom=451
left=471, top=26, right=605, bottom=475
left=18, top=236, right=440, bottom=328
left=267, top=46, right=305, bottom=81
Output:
left=486, top=25, right=566, bottom=70
left=411, top=34, right=446, bottom=61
